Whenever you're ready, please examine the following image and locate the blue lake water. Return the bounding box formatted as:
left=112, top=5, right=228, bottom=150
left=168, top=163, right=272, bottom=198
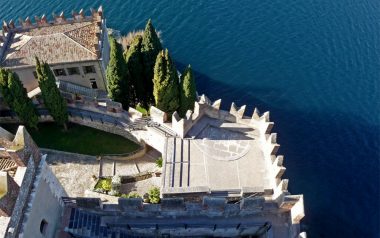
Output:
left=1, top=0, right=379, bottom=237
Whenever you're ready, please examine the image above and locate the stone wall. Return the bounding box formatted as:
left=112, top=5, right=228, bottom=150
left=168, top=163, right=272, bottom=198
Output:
left=5, top=154, right=37, bottom=238
left=68, top=115, right=140, bottom=144
left=169, top=94, right=275, bottom=139
left=150, top=106, right=167, bottom=123
left=18, top=156, right=67, bottom=238
left=40, top=148, right=96, bottom=160
left=167, top=95, right=288, bottom=197
left=66, top=195, right=304, bottom=226
left=0, top=172, right=19, bottom=217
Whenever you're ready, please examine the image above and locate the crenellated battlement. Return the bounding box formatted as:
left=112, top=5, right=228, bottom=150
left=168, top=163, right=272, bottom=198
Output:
left=0, top=6, right=107, bottom=68
left=1, top=6, right=103, bottom=34
left=165, top=94, right=276, bottom=138
left=66, top=194, right=304, bottom=225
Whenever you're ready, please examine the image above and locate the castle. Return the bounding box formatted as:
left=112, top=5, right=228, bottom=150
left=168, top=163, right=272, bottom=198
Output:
left=0, top=6, right=109, bottom=97
left=0, top=6, right=306, bottom=238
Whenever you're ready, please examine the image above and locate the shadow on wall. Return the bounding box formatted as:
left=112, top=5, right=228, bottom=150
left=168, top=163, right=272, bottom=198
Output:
left=174, top=60, right=380, bottom=238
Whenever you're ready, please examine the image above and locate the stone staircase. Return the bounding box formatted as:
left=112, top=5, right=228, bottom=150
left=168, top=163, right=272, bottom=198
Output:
left=165, top=137, right=190, bottom=188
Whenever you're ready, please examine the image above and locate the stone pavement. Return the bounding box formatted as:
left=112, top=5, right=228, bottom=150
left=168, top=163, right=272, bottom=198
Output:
left=163, top=116, right=274, bottom=193
left=44, top=148, right=161, bottom=197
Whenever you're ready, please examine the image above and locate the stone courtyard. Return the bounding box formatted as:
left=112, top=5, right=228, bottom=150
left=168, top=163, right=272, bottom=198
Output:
left=44, top=148, right=161, bottom=197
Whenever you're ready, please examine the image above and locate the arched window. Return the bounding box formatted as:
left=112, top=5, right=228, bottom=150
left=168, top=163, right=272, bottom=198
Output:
left=40, top=219, right=48, bottom=235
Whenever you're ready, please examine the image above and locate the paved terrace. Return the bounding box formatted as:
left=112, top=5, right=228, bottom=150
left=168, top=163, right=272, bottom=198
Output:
left=163, top=116, right=274, bottom=196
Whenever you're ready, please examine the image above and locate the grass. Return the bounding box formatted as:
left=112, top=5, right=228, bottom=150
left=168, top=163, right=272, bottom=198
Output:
left=0, top=123, right=140, bottom=156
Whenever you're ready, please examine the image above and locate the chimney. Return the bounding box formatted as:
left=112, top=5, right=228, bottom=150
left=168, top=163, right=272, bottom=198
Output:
left=0, top=172, right=20, bottom=217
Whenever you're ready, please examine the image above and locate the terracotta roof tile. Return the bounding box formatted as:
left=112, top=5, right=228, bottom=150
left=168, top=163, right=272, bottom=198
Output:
left=1, top=21, right=100, bottom=67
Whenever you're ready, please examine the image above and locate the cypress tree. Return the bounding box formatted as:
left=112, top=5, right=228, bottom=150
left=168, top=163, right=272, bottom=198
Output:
left=124, top=35, right=145, bottom=106
left=0, top=69, right=38, bottom=129
left=0, top=69, right=13, bottom=107
left=153, top=49, right=180, bottom=114
left=179, top=65, right=197, bottom=117
left=107, top=36, right=129, bottom=109
left=36, top=57, right=68, bottom=130
left=141, top=19, right=163, bottom=103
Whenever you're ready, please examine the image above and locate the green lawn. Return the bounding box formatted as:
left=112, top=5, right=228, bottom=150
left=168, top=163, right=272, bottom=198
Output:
left=0, top=123, right=140, bottom=156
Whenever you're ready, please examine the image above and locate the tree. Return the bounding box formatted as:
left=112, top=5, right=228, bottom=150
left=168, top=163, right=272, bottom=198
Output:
left=153, top=49, right=180, bottom=114
left=107, top=36, right=130, bottom=109
left=0, top=69, right=13, bottom=107
left=141, top=19, right=163, bottom=103
left=179, top=65, right=197, bottom=117
left=0, top=69, right=38, bottom=129
left=124, top=35, right=145, bottom=106
left=36, top=57, right=68, bottom=130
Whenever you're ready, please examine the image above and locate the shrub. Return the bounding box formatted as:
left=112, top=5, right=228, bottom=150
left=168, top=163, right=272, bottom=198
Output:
left=128, top=192, right=141, bottom=198
left=121, top=192, right=141, bottom=198
left=155, top=157, right=163, bottom=168
left=95, top=178, right=112, bottom=192
left=148, top=187, right=160, bottom=204
left=136, top=104, right=149, bottom=116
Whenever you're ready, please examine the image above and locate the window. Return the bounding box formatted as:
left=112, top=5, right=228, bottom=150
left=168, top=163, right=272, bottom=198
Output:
left=67, top=67, right=80, bottom=75
left=53, top=68, right=66, bottom=76
left=32, top=71, right=37, bottom=79
left=90, top=79, right=98, bottom=89
left=83, top=65, right=96, bottom=74
left=40, top=219, right=48, bottom=235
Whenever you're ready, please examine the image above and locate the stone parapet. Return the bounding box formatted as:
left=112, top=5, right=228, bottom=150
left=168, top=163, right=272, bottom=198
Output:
left=2, top=6, right=103, bottom=33
left=150, top=106, right=167, bottom=123
left=63, top=195, right=304, bottom=225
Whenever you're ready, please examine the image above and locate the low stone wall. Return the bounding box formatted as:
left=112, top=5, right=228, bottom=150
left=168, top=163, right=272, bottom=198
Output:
left=102, top=145, right=146, bottom=161
left=84, top=190, right=119, bottom=204
left=41, top=148, right=97, bottom=161
left=68, top=116, right=140, bottom=144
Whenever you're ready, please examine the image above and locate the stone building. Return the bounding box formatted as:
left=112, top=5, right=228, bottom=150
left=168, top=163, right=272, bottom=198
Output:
left=0, top=6, right=110, bottom=96
left=0, top=95, right=307, bottom=237
left=57, top=96, right=306, bottom=238
left=0, top=126, right=67, bottom=238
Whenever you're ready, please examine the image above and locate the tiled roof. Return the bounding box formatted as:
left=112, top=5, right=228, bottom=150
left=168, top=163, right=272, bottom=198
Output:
left=1, top=21, right=99, bottom=67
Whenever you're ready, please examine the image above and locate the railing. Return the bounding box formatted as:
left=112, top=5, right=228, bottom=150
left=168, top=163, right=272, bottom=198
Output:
left=58, top=81, right=100, bottom=98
